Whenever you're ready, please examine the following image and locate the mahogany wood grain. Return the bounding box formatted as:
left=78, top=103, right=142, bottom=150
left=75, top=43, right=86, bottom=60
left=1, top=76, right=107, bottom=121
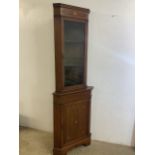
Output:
left=53, top=3, right=93, bottom=155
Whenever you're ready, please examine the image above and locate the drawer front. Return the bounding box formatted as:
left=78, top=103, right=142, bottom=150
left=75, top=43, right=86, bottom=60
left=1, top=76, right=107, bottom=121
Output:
left=56, top=90, right=91, bottom=104
left=62, top=100, right=90, bottom=144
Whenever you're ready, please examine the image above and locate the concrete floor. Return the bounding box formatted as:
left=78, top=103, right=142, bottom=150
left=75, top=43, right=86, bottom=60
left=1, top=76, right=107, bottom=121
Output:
left=20, top=127, right=134, bottom=155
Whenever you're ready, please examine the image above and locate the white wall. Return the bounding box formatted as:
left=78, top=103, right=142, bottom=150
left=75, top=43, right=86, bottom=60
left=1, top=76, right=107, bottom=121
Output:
left=19, top=0, right=55, bottom=131
left=20, top=0, right=135, bottom=146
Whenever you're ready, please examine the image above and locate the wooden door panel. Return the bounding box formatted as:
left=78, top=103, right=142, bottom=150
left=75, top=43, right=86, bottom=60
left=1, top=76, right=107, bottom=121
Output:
left=63, top=103, right=79, bottom=143
left=78, top=101, right=89, bottom=137
left=62, top=100, right=89, bottom=144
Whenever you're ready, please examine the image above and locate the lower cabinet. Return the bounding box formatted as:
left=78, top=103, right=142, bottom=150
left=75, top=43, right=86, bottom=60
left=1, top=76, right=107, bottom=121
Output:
left=53, top=87, right=92, bottom=155
left=62, top=100, right=89, bottom=144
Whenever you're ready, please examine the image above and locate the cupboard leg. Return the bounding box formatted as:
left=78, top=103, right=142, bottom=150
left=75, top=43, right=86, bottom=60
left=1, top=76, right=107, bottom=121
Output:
left=83, top=138, right=91, bottom=146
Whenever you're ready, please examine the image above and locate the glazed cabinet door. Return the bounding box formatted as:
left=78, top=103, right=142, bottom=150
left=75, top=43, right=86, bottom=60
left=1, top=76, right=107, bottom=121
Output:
left=62, top=100, right=89, bottom=144
left=63, top=20, right=86, bottom=88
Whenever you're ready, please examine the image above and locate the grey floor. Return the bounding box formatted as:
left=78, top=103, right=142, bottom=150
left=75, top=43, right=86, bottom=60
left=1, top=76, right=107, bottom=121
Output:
left=19, top=127, right=135, bottom=155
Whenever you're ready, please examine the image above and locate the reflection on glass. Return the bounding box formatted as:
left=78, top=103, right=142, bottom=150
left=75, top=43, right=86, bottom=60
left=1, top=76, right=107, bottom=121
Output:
left=64, top=21, right=85, bottom=86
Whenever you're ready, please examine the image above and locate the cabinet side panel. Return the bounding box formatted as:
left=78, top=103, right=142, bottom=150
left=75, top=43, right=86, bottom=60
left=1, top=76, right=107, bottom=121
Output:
left=54, top=96, right=63, bottom=147
left=78, top=100, right=90, bottom=137
left=54, top=17, right=64, bottom=90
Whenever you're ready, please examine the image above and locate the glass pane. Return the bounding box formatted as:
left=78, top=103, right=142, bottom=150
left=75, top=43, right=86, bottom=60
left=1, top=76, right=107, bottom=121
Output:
left=64, top=20, right=85, bottom=86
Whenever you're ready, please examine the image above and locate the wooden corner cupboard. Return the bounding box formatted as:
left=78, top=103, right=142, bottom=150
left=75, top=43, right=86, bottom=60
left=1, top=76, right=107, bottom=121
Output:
left=53, top=3, right=93, bottom=155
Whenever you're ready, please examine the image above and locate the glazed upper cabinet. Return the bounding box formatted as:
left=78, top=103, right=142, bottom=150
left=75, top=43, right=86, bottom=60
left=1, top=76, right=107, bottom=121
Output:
left=64, top=20, right=85, bottom=87
left=53, top=3, right=89, bottom=91
left=53, top=3, right=93, bottom=155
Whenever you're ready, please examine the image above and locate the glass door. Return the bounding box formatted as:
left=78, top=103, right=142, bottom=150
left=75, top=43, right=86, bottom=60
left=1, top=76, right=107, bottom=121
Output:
left=63, top=20, right=85, bottom=87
